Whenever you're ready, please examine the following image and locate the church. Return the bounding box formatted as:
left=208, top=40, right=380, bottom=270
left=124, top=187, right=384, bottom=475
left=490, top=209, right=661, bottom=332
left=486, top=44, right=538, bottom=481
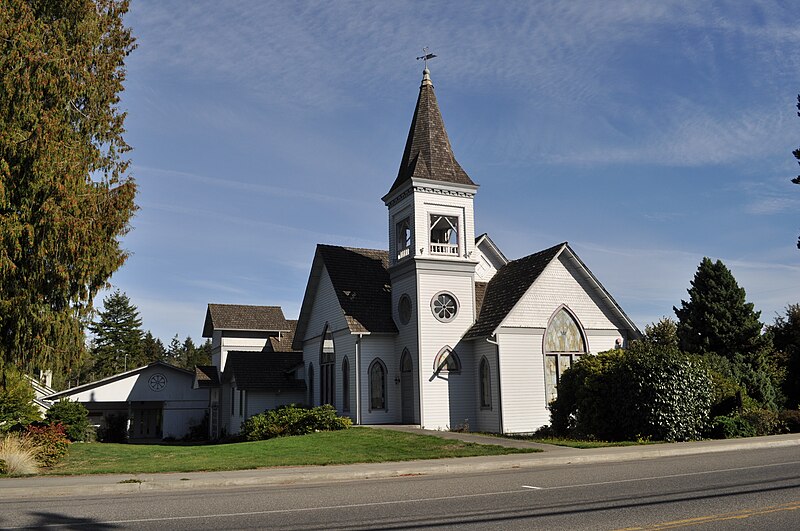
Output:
left=205, top=67, right=641, bottom=437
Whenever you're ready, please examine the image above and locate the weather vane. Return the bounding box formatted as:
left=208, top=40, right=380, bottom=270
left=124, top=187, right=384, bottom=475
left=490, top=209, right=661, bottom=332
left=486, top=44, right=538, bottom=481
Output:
left=416, top=47, right=437, bottom=69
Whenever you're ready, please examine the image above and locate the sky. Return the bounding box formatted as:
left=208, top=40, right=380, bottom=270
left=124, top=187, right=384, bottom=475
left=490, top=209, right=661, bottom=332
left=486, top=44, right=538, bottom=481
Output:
left=107, top=0, right=800, bottom=344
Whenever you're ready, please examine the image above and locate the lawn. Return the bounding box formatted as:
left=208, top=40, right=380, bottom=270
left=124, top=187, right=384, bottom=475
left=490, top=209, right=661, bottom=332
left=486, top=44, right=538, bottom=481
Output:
left=499, top=434, right=658, bottom=449
left=45, top=427, right=539, bottom=475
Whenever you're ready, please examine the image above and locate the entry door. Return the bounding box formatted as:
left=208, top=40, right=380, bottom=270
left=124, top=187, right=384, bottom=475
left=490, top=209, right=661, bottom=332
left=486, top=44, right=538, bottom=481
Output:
left=400, top=352, right=414, bottom=424
left=133, top=408, right=162, bottom=439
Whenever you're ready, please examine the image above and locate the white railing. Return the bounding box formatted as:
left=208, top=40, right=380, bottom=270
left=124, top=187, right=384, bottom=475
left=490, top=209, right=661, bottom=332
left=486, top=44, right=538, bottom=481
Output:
left=397, top=247, right=410, bottom=260
left=430, top=243, right=459, bottom=256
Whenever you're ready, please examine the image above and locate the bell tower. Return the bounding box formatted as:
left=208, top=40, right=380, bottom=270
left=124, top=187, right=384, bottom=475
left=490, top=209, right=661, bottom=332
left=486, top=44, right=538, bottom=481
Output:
left=382, top=67, right=479, bottom=428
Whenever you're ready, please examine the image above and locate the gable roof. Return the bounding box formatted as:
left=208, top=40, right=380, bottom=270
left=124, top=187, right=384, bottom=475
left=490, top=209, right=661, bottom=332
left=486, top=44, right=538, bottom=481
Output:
left=294, top=245, right=397, bottom=349
left=465, top=242, right=641, bottom=339
left=194, top=365, right=221, bottom=388
left=44, top=361, right=194, bottom=400
left=266, top=320, right=299, bottom=352
left=203, top=304, right=289, bottom=337
left=386, top=69, right=476, bottom=196
left=465, top=243, right=565, bottom=339
left=225, top=351, right=305, bottom=392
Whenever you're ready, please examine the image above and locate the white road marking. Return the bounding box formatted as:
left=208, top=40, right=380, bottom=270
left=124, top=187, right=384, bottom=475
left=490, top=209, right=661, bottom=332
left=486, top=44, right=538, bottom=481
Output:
left=9, top=460, right=800, bottom=528
left=522, top=485, right=542, bottom=489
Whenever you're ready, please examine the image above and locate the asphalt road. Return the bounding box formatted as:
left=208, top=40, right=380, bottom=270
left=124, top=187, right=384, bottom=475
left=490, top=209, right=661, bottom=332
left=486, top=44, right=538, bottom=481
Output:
left=2, top=445, right=799, bottom=530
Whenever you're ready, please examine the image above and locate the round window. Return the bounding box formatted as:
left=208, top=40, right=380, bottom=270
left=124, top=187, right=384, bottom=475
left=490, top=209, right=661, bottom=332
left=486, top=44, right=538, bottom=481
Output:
left=148, top=373, right=167, bottom=392
left=398, top=294, right=412, bottom=325
left=431, top=292, right=458, bottom=322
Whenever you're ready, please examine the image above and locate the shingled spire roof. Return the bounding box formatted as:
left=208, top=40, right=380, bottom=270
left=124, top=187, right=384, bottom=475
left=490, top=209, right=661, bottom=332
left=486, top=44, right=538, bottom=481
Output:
left=387, top=68, right=476, bottom=196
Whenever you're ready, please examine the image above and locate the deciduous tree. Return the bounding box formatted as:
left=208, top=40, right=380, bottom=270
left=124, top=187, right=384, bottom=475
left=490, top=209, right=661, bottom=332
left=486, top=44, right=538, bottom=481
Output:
left=0, top=0, right=137, bottom=381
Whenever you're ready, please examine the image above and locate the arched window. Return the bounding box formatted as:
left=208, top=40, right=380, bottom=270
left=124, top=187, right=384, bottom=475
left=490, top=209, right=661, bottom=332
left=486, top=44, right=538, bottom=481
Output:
left=544, top=307, right=587, bottom=404
left=369, top=359, right=386, bottom=411
left=433, top=346, right=460, bottom=374
left=307, top=363, right=315, bottom=406
left=479, top=357, right=491, bottom=409
left=342, top=357, right=350, bottom=412
left=320, top=324, right=335, bottom=407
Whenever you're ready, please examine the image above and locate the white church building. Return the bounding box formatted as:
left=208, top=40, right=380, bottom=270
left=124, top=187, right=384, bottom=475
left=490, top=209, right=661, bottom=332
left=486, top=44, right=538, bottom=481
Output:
left=242, top=67, right=640, bottom=434
left=52, top=67, right=640, bottom=440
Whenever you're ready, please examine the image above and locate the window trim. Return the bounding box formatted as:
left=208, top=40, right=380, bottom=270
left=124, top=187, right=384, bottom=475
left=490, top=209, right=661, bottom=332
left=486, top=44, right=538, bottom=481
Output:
left=398, top=294, right=412, bottom=325
left=342, top=356, right=350, bottom=412
left=433, top=345, right=461, bottom=374
left=431, top=291, right=459, bottom=323
left=479, top=356, right=492, bottom=410
left=368, top=358, right=387, bottom=412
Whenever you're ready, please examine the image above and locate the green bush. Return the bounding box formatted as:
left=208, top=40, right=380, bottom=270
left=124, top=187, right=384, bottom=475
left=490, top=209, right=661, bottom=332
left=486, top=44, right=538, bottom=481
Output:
left=0, top=368, right=41, bottom=432
left=240, top=404, right=352, bottom=441
left=25, top=423, right=70, bottom=467
left=778, top=410, right=800, bottom=433
left=740, top=408, right=781, bottom=436
left=45, top=399, right=92, bottom=442
left=550, top=345, right=713, bottom=442
left=711, top=415, right=757, bottom=438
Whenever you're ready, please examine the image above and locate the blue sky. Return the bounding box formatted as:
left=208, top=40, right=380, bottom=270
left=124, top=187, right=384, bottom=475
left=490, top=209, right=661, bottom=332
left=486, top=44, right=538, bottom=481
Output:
left=108, top=1, right=800, bottom=343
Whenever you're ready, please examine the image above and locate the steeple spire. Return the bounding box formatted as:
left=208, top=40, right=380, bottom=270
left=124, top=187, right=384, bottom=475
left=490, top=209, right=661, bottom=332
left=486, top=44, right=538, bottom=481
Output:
left=387, top=68, right=476, bottom=195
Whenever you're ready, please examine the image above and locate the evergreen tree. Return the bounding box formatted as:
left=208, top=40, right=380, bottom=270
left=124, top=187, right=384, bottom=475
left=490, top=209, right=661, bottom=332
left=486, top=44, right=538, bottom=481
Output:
left=769, top=304, right=800, bottom=407
left=141, top=331, right=166, bottom=364
left=182, top=337, right=211, bottom=369
left=674, top=258, right=765, bottom=360
left=89, top=290, right=143, bottom=378
left=793, top=95, right=799, bottom=249
left=0, top=0, right=137, bottom=381
left=166, top=335, right=183, bottom=366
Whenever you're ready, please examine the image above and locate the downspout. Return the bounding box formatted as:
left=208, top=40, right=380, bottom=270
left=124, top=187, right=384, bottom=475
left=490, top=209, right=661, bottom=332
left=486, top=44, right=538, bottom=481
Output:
left=486, top=335, right=502, bottom=434
left=355, top=334, right=363, bottom=425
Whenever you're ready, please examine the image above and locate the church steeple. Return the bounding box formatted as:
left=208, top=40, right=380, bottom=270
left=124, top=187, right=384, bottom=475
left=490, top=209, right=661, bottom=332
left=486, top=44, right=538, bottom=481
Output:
left=387, top=68, right=476, bottom=196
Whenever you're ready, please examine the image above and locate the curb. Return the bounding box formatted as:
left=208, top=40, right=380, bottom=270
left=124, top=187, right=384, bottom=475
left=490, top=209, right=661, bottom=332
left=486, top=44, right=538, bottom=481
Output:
left=2, top=434, right=799, bottom=499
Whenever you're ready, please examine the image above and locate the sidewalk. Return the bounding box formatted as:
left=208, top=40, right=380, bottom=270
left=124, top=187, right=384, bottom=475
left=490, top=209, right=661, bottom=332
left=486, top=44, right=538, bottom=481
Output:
left=2, top=430, right=798, bottom=499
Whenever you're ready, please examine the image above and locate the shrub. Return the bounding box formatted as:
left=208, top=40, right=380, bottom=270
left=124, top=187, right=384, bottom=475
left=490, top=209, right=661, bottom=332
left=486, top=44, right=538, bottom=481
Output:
left=240, top=404, right=351, bottom=441
left=740, top=408, right=781, bottom=436
left=25, top=423, right=70, bottom=467
left=779, top=410, right=800, bottom=433
left=711, top=415, right=757, bottom=439
left=0, top=367, right=41, bottom=433
left=0, top=433, right=38, bottom=475
left=45, top=399, right=92, bottom=442
left=551, top=345, right=713, bottom=442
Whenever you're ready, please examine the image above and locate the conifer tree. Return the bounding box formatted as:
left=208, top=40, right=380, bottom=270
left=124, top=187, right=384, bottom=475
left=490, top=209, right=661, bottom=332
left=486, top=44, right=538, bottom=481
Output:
left=674, top=258, right=765, bottom=359
left=0, top=0, right=137, bottom=381
left=141, top=331, right=166, bottom=364
left=769, top=304, right=800, bottom=407
left=793, top=95, right=800, bottom=249
left=89, top=290, right=142, bottom=377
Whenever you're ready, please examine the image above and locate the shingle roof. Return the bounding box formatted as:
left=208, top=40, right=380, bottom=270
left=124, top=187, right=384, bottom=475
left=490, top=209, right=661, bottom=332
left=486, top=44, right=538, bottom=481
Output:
left=474, top=282, right=488, bottom=320
left=465, top=243, right=566, bottom=339
left=266, top=320, right=299, bottom=353
left=195, top=365, right=220, bottom=388
left=202, top=304, right=289, bottom=337
left=226, top=351, right=306, bottom=392
left=387, top=69, right=476, bottom=196
left=317, top=245, right=397, bottom=334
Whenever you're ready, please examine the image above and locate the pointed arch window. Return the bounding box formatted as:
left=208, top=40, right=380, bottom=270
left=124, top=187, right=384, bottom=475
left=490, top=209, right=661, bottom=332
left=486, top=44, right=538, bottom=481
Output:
left=433, top=346, right=460, bottom=374
left=369, top=359, right=387, bottom=411
left=479, top=357, right=491, bottom=409
left=342, top=357, right=350, bottom=412
left=544, top=307, right=587, bottom=404
left=320, top=324, right=335, bottom=407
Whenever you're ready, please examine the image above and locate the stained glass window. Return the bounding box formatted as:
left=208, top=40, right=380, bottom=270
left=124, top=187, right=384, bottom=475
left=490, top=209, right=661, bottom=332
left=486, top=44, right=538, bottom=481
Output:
left=545, top=309, right=586, bottom=353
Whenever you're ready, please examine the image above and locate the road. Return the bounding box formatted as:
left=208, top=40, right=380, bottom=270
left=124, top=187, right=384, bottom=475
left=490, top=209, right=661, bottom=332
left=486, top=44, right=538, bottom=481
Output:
left=1, top=445, right=798, bottom=530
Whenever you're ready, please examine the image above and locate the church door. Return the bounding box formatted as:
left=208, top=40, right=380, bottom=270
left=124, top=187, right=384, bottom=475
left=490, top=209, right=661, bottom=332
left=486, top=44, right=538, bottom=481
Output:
left=400, top=351, right=414, bottom=424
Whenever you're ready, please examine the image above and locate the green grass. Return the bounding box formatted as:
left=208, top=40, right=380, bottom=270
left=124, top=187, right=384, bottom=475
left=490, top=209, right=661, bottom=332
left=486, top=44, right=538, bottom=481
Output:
left=45, top=428, right=538, bottom=475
